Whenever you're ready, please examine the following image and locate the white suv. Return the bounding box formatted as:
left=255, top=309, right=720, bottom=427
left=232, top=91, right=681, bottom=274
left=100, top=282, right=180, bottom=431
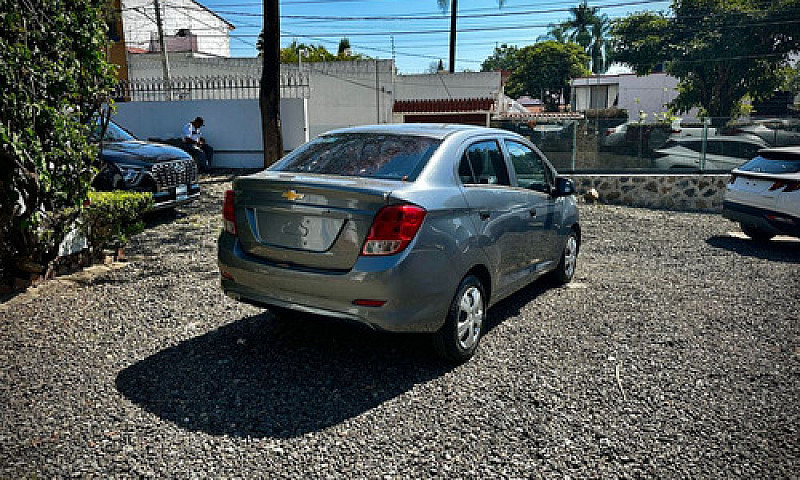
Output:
left=722, top=147, right=800, bottom=240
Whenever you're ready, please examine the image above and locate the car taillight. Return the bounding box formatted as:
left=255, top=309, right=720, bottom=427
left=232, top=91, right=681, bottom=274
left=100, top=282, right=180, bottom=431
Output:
left=604, top=128, right=614, bottom=136
left=768, top=180, right=800, bottom=192
left=728, top=173, right=738, bottom=184
left=362, top=204, right=426, bottom=256
left=769, top=181, right=785, bottom=191
left=223, top=189, right=237, bottom=235
left=783, top=181, right=800, bottom=193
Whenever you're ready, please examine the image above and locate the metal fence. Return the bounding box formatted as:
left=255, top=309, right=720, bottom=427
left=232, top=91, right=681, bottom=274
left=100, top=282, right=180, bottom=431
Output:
left=492, top=115, right=800, bottom=173
left=115, top=73, right=310, bottom=102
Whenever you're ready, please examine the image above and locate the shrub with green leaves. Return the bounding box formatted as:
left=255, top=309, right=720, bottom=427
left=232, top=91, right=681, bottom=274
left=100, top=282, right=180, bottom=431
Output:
left=82, top=191, right=153, bottom=254
left=0, top=0, right=117, bottom=280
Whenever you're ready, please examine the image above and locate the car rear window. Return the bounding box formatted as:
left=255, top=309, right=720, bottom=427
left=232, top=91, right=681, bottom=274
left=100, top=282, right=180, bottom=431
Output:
left=272, top=133, right=441, bottom=181
left=738, top=154, right=800, bottom=174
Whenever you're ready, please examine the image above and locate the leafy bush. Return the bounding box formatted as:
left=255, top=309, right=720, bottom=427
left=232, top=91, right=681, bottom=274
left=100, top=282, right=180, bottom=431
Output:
left=82, top=191, right=153, bottom=254
left=0, top=0, right=117, bottom=280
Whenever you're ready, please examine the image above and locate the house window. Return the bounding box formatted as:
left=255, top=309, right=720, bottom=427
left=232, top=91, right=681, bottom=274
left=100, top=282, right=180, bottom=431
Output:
left=590, top=85, right=609, bottom=109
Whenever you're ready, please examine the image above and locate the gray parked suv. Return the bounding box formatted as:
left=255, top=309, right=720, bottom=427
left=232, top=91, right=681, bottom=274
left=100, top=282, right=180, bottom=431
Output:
left=218, top=124, right=580, bottom=362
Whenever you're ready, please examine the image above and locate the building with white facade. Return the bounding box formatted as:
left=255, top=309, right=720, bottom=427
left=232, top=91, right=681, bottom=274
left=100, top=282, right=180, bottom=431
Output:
left=571, top=73, right=700, bottom=123
left=122, top=0, right=233, bottom=58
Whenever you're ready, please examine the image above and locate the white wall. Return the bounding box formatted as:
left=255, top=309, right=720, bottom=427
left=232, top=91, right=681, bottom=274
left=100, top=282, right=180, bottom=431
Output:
left=126, top=57, right=394, bottom=138
left=394, top=72, right=502, bottom=101
left=122, top=0, right=231, bottom=58
left=300, top=61, right=394, bottom=138
left=113, top=98, right=307, bottom=168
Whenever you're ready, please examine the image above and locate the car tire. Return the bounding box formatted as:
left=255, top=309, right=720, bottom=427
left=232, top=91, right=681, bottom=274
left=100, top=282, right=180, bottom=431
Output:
left=741, top=224, right=775, bottom=242
left=550, top=230, right=579, bottom=285
left=432, top=275, right=486, bottom=364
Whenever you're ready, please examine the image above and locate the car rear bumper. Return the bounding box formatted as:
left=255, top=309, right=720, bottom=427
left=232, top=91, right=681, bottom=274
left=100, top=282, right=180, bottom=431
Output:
left=722, top=200, right=800, bottom=237
left=217, top=233, right=455, bottom=333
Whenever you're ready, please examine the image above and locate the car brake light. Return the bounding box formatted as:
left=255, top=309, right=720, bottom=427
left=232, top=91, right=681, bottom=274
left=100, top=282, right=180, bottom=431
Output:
left=362, top=204, right=427, bottom=256
left=223, top=189, right=237, bottom=235
left=769, top=181, right=786, bottom=191
left=353, top=299, right=386, bottom=307
left=784, top=181, right=800, bottom=193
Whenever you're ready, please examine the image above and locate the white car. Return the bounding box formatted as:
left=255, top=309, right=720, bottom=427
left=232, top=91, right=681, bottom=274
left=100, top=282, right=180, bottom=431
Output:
left=653, top=135, right=769, bottom=171
left=733, top=119, right=800, bottom=146
left=722, top=147, right=800, bottom=240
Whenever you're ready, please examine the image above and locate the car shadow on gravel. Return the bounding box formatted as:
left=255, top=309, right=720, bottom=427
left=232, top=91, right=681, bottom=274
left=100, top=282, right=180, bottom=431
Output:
left=115, top=283, right=548, bottom=439
left=706, top=235, right=800, bottom=263
left=116, top=312, right=450, bottom=439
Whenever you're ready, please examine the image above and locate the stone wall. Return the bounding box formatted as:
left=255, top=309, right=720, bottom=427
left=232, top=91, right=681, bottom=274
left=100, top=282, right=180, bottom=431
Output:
left=572, top=174, right=730, bottom=211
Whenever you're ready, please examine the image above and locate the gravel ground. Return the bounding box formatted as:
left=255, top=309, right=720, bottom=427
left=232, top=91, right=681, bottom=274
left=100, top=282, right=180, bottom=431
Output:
left=1, top=173, right=798, bottom=479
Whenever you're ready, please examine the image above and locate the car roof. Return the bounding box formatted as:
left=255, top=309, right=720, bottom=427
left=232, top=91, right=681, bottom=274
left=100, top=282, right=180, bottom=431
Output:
left=320, top=123, right=513, bottom=140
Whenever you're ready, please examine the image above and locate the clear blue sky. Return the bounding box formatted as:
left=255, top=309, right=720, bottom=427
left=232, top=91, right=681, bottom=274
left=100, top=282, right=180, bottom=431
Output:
left=201, top=0, right=671, bottom=74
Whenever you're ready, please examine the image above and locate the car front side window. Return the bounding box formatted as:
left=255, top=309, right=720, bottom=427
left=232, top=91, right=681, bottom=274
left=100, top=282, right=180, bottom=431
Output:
left=505, top=140, right=549, bottom=192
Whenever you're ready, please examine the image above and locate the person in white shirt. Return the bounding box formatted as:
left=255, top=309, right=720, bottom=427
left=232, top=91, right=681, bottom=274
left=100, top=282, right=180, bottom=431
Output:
left=182, top=116, right=213, bottom=171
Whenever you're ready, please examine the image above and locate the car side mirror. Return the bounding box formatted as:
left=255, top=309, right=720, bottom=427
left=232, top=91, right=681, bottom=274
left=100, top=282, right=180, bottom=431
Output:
left=553, top=176, right=576, bottom=197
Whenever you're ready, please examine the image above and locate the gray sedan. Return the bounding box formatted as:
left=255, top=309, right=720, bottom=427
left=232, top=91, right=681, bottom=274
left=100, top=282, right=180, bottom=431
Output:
left=218, top=124, right=580, bottom=362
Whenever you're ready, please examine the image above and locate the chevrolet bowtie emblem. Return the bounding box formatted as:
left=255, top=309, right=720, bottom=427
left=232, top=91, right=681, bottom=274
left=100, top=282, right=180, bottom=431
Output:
left=281, top=190, right=305, bottom=201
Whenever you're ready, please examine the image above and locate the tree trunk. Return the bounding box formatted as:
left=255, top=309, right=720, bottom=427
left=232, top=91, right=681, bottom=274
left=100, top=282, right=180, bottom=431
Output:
left=260, top=0, right=283, bottom=167
left=448, top=0, right=457, bottom=73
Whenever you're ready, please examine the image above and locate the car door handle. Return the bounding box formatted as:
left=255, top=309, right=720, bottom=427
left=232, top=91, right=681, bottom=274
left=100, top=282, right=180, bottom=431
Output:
left=529, top=208, right=537, bottom=217
left=479, top=211, right=491, bottom=221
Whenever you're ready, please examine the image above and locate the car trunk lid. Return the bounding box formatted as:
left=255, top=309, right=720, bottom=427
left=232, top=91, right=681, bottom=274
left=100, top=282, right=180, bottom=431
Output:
left=231, top=172, right=399, bottom=271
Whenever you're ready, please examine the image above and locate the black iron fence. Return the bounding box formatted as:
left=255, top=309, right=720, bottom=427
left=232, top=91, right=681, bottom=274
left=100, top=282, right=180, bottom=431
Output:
left=115, top=74, right=310, bottom=102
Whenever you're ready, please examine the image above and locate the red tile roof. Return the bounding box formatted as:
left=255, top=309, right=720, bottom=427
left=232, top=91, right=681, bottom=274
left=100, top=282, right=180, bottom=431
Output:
left=393, top=98, right=494, bottom=113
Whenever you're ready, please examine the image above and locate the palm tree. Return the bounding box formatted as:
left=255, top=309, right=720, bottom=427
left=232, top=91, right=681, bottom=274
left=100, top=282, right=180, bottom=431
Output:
left=545, top=1, right=611, bottom=74
left=438, top=0, right=505, bottom=73
left=538, top=23, right=568, bottom=43
left=589, top=14, right=611, bottom=74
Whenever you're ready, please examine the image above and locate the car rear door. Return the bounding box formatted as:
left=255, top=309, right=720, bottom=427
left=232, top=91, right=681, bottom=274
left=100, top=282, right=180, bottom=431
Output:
left=503, top=139, right=560, bottom=264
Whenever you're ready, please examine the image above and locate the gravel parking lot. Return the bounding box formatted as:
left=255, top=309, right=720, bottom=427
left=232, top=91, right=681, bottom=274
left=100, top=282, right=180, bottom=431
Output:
left=2, top=173, right=798, bottom=479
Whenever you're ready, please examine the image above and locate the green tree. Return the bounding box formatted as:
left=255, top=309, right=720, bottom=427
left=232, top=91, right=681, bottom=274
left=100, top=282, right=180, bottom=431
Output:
left=258, top=36, right=366, bottom=62
left=480, top=44, right=520, bottom=72
left=503, top=41, right=591, bottom=111
left=612, top=0, right=800, bottom=121
left=337, top=37, right=351, bottom=57
left=279, top=40, right=366, bottom=63
left=0, top=0, right=117, bottom=281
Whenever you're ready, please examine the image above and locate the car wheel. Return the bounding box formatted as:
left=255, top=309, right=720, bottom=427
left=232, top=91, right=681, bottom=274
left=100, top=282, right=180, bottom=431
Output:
left=433, top=275, right=486, bottom=363
left=551, top=230, right=579, bottom=285
left=741, top=224, right=775, bottom=242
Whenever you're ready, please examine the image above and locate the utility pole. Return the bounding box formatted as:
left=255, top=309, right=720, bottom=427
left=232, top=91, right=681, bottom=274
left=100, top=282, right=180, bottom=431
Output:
left=375, top=59, right=380, bottom=123
left=448, top=0, right=457, bottom=73
left=153, top=0, right=172, bottom=100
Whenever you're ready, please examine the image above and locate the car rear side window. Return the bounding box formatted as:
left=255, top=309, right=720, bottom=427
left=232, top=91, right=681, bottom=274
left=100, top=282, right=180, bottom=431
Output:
left=460, top=140, right=510, bottom=186
left=273, top=134, right=441, bottom=181
left=738, top=155, right=800, bottom=174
